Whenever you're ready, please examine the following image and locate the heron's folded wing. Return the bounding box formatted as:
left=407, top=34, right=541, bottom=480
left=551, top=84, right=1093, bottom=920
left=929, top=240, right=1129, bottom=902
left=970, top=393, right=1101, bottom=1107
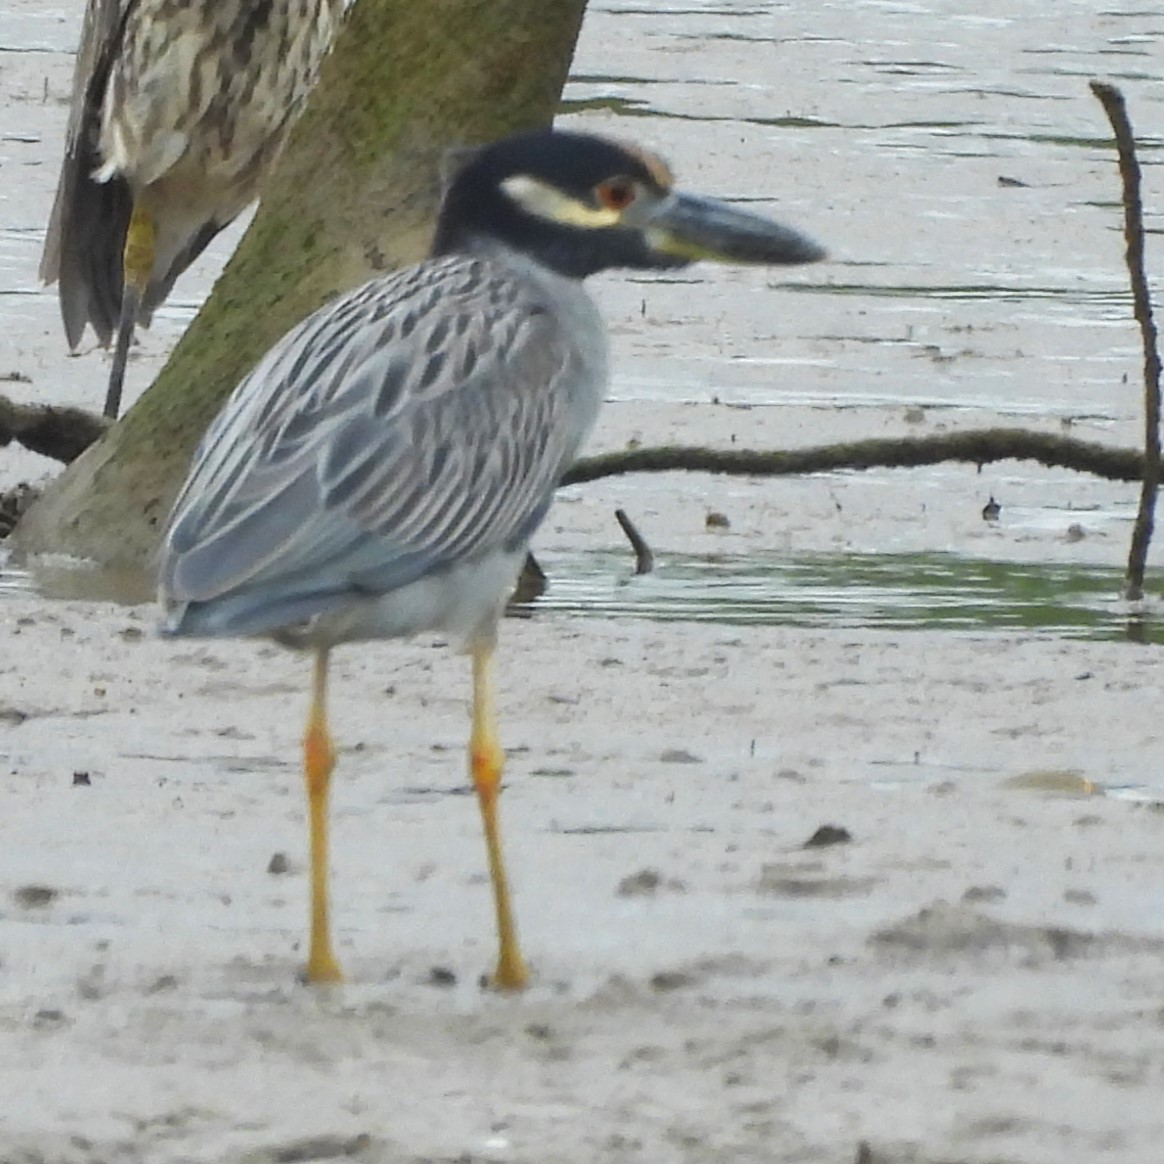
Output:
left=41, top=0, right=135, bottom=346
left=161, top=262, right=588, bottom=609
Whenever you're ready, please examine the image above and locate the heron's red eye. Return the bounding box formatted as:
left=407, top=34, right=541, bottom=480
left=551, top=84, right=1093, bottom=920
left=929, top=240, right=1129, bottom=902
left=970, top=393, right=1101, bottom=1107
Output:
left=595, top=178, right=636, bottom=211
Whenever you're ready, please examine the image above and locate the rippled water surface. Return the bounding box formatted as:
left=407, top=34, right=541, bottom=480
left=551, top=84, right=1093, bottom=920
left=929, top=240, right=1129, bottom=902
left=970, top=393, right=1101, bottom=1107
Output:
left=529, top=547, right=1164, bottom=639
left=3, top=0, right=1162, bottom=416
left=1, top=0, right=1163, bottom=626
left=4, top=541, right=1160, bottom=644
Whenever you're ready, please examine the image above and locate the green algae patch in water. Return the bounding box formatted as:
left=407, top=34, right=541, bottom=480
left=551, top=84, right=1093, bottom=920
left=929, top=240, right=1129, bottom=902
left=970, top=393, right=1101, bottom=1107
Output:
left=4, top=544, right=1162, bottom=643
left=527, top=549, right=1158, bottom=642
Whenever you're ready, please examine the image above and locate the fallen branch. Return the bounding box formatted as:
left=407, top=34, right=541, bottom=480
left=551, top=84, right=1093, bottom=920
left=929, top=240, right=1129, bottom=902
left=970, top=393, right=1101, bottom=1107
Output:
left=7, top=395, right=1143, bottom=488
left=1, top=421, right=1145, bottom=549
left=564, top=428, right=1142, bottom=487
left=0, top=394, right=110, bottom=464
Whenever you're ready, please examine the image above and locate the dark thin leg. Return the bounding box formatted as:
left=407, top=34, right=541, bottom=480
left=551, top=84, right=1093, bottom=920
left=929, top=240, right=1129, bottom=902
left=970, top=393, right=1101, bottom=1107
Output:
left=104, top=203, right=154, bottom=419
left=469, top=643, right=528, bottom=990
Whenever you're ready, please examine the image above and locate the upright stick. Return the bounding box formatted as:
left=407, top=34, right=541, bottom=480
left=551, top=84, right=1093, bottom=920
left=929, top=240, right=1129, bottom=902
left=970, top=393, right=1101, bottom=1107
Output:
left=1090, top=81, right=1162, bottom=603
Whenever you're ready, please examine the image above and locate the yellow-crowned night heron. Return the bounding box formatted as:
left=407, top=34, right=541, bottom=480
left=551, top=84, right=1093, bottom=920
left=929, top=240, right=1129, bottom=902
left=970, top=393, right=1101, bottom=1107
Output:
left=158, top=129, right=826, bottom=987
left=40, top=0, right=343, bottom=419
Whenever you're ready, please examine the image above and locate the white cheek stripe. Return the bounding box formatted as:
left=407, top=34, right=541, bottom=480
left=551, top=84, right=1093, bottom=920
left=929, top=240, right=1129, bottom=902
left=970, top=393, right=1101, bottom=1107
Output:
left=500, top=175, right=622, bottom=229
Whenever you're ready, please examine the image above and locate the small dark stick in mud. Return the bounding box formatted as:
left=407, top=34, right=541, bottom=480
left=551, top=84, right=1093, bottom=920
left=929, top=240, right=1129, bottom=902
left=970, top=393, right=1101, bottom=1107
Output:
left=615, top=508, right=655, bottom=575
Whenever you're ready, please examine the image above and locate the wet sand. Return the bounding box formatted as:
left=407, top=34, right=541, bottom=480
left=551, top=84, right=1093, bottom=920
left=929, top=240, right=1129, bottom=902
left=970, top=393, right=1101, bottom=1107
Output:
left=3, top=2, right=1164, bottom=1162
left=3, top=590, right=1164, bottom=1163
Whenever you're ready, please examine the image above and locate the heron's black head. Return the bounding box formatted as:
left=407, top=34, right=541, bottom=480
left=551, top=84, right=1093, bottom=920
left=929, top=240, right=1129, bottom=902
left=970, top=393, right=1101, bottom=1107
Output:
left=431, top=128, right=826, bottom=279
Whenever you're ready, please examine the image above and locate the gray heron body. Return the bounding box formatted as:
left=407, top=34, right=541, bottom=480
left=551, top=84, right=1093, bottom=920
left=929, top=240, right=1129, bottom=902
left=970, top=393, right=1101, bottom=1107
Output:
left=40, top=0, right=342, bottom=419
left=158, top=128, right=826, bottom=986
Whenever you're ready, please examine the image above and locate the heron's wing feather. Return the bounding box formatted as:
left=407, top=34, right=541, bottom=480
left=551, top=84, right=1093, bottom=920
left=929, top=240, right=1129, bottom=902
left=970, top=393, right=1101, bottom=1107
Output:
left=162, top=258, right=591, bottom=609
left=41, top=0, right=137, bottom=346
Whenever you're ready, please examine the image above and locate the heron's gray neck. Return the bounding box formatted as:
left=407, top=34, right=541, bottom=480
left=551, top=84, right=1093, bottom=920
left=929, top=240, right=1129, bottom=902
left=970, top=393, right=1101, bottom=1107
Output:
left=468, top=236, right=609, bottom=372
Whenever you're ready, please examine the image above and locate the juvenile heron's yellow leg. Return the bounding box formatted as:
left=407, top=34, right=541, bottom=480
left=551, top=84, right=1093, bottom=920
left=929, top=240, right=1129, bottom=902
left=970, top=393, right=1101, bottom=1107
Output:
left=105, top=202, right=156, bottom=419
left=122, top=202, right=155, bottom=292
left=303, top=648, right=342, bottom=984
left=469, top=644, right=528, bottom=991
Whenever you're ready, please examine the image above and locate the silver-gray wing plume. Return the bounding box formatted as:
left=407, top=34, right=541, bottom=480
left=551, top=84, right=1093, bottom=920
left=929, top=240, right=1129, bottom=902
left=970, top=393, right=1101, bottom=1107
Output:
left=160, top=253, right=605, bottom=639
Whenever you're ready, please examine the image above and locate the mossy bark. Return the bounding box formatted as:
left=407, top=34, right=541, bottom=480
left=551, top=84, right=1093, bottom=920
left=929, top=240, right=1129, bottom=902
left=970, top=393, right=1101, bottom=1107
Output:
left=14, top=0, right=588, bottom=570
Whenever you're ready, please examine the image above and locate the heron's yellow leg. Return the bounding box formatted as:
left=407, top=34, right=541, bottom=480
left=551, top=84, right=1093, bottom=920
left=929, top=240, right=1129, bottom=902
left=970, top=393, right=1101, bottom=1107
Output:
left=469, top=644, right=529, bottom=991
left=105, top=203, right=156, bottom=419
left=303, top=648, right=342, bottom=984
left=123, top=203, right=155, bottom=294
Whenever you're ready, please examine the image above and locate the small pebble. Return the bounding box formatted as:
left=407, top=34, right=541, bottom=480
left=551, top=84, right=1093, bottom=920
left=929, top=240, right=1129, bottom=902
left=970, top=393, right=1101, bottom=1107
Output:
left=660, top=748, right=701, bottom=764
left=962, top=884, right=1007, bottom=903
left=428, top=966, right=457, bottom=987
left=14, top=885, right=58, bottom=909
left=617, top=869, right=661, bottom=896
left=649, top=970, right=693, bottom=992
left=804, top=824, right=851, bottom=848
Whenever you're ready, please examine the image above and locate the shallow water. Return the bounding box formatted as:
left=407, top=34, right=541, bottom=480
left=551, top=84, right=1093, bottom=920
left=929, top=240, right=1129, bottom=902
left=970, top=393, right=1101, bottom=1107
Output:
left=4, top=543, right=1159, bottom=643
left=573, top=0, right=1164, bottom=422
left=530, top=547, right=1164, bottom=639
left=2, top=0, right=1161, bottom=419
left=2, top=0, right=1164, bottom=618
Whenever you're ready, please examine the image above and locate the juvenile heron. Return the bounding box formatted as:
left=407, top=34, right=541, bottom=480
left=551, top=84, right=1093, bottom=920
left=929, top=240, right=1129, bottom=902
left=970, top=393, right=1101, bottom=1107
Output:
left=158, top=129, right=826, bottom=987
left=40, top=0, right=343, bottom=419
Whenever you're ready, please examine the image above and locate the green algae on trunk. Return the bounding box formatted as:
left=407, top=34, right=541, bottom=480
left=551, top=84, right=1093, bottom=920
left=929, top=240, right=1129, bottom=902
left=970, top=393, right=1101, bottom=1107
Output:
left=14, top=0, right=589, bottom=571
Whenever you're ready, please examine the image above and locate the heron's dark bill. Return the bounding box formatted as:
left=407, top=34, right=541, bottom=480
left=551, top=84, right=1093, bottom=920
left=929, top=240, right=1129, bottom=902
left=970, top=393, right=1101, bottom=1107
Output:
left=643, top=191, right=826, bottom=267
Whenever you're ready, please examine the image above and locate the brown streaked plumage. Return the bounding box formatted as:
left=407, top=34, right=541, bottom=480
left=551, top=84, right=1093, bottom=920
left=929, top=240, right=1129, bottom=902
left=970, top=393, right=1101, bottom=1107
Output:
left=40, top=0, right=343, bottom=418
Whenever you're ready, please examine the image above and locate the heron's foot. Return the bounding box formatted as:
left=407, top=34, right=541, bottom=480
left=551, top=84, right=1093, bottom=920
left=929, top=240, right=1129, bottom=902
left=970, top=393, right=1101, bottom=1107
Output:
left=304, top=944, right=343, bottom=985
left=484, top=948, right=529, bottom=993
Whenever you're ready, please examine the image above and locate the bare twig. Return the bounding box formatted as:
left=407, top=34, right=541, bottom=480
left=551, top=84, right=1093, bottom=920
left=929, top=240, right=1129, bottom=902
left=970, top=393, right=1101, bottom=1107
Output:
left=506, top=552, right=547, bottom=613
left=0, top=394, right=110, bottom=464
left=614, top=508, right=655, bottom=574
left=1090, top=81, right=1162, bottom=601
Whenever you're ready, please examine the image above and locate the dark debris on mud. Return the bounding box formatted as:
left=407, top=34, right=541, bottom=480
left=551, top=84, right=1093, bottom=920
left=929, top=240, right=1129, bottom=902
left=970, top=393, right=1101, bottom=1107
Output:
left=0, top=481, right=40, bottom=538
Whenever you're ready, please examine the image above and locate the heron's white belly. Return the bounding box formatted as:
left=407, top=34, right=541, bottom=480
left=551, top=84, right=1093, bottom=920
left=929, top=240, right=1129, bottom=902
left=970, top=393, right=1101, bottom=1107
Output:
left=303, top=548, right=528, bottom=651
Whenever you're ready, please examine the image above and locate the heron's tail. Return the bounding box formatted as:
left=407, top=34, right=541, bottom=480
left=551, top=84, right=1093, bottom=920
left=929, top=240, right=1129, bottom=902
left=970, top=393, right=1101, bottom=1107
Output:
left=40, top=145, right=132, bottom=350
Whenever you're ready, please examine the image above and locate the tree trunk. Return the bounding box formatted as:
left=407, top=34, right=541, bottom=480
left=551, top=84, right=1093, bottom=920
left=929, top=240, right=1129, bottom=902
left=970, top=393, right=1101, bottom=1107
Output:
left=14, top=0, right=588, bottom=572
